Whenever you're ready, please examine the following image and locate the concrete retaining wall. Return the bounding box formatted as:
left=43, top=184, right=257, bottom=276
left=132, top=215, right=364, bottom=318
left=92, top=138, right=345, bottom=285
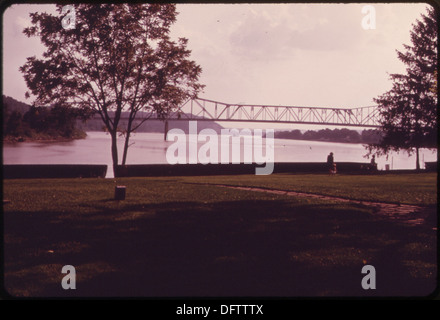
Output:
left=3, top=164, right=108, bottom=179
left=114, top=162, right=376, bottom=177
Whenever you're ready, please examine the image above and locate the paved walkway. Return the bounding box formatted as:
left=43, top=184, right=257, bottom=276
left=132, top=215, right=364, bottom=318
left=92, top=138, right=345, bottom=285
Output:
left=210, top=184, right=435, bottom=228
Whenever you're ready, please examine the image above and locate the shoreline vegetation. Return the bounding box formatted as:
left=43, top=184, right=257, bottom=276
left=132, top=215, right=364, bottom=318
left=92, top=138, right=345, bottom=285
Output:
left=273, top=128, right=381, bottom=144
left=3, top=95, right=88, bottom=144
left=2, top=130, right=378, bottom=144
left=2, top=129, right=379, bottom=143
left=3, top=130, right=87, bottom=144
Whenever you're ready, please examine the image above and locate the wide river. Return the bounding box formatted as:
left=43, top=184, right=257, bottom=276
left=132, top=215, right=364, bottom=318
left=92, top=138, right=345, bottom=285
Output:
left=3, top=131, right=437, bottom=178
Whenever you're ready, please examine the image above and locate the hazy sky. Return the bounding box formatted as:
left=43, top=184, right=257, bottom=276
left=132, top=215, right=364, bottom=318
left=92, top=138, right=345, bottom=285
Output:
left=2, top=2, right=432, bottom=111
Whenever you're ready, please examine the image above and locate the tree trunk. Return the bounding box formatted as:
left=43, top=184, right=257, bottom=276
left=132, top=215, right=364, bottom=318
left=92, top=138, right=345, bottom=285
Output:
left=122, top=113, right=135, bottom=165
left=110, top=130, right=119, bottom=177
left=415, top=147, right=420, bottom=171
left=121, top=130, right=131, bottom=165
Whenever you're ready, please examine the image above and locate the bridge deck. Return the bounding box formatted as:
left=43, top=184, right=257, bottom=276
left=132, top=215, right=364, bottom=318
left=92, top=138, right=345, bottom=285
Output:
left=93, top=98, right=381, bottom=128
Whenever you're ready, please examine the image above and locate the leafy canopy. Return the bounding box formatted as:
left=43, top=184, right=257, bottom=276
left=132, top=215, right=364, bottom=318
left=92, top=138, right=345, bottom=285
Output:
left=368, top=6, right=437, bottom=163
left=20, top=3, right=204, bottom=131
left=20, top=4, right=204, bottom=172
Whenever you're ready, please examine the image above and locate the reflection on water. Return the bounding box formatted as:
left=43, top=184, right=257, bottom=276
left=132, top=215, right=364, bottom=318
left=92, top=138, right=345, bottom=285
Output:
left=3, top=131, right=437, bottom=178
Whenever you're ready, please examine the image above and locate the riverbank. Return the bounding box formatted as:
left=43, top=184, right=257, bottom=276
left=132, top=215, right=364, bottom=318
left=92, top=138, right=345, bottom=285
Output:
left=3, top=173, right=437, bottom=297
left=3, top=131, right=87, bottom=144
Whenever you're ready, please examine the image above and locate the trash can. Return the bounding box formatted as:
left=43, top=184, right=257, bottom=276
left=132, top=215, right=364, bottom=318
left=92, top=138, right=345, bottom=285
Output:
left=114, top=186, right=126, bottom=200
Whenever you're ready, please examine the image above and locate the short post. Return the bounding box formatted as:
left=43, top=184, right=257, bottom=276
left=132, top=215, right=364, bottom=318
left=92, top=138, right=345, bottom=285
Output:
left=114, top=185, right=126, bottom=200
left=164, top=120, right=169, bottom=141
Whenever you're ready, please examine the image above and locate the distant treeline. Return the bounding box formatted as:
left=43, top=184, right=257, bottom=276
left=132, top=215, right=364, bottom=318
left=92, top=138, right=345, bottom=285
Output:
left=275, top=128, right=382, bottom=144
left=3, top=95, right=87, bottom=142
left=76, top=115, right=225, bottom=133
left=3, top=95, right=383, bottom=144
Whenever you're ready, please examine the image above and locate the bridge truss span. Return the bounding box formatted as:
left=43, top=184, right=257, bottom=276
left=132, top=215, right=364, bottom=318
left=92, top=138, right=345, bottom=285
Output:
left=167, top=98, right=381, bottom=128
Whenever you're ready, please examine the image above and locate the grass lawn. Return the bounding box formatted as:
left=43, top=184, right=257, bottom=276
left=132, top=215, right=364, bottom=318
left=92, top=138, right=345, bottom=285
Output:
left=2, top=173, right=437, bottom=298
left=182, top=172, right=438, bottom=206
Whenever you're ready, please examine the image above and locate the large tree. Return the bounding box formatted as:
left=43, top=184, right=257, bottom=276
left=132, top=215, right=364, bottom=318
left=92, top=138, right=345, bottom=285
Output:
left=367, top=6, right=437, bottom=170
left=20, top=4, right=204, bottom=175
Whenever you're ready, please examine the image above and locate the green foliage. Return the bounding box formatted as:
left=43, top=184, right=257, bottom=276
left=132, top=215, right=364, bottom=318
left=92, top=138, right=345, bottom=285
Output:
left=3, top=95, right=87, bottom=141
left=5, top=109, right=25, bottom=137
left=369, top=7, right=437, bottom=169
left=20, top=4, right=204, bottom=173
left=274, top=128, right=382, bottom=144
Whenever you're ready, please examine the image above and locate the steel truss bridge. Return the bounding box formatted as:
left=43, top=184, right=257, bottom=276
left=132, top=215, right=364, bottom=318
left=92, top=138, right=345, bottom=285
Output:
left=115, top=97, right=381, bottom=128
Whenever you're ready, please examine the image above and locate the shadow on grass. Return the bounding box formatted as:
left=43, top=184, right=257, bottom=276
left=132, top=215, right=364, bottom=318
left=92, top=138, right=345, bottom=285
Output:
left=4, top=199, right=437, bottom=298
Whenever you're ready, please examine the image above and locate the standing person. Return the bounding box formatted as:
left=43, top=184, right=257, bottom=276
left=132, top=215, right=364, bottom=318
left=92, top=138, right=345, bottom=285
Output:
left=327, top=152, right=336, bottom=174
left=370, top=155, right=377, bottom=171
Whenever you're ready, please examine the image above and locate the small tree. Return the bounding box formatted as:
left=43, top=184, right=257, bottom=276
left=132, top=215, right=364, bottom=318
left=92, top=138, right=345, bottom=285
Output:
left=20, top=4, right=204, bottom=175
left=5, top=109, right=24, bottom=137
left=367, top=7, right=437, bottom=170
